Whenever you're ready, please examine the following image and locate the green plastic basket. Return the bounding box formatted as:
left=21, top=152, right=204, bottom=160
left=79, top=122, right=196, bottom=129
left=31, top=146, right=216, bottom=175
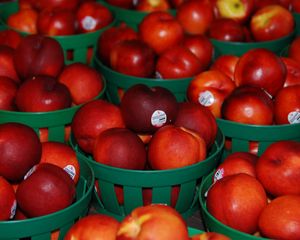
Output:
left=210, top=29, right=296, bottom=57
left=0, top=81, right=106, bottom=143
left=96, top=0, right=176, bottom=30
left=0, top=1, right=117, bottom=64
left=93, top=55, right=193, bottom=105
left=294, top=12, right=300, bottom=35
left=188, top=227, right=204, bottom=237
left=0, top=158, right=94, bottom=240
left=70, top=128, right=224, bottom=221
left=216, top=118, right=300, bottom=159
left=199, top=172, right=269, bottom=240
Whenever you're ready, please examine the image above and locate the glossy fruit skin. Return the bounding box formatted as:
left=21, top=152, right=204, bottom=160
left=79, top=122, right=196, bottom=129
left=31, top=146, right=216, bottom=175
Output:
left=136, top=0, right=171, bottom=12
left=208, top=18, right=245, bottom=42
left=0, top=29, right=22, bottom=49
left=93, top=128, right=147, bottom=170
left=155, top=45, right=203, bottom=79
left=190, top=231, right=231, bottom=240
left=288, top=36, right=300, bottom=63
left=58, top=62, right=104, bottom=105
left=71, top=99, right=125, bottom=154
left=33, top=0, right=80, bottom=11
left=139, top=11, right=184, bottom=55
left=234, top=48, right=286, bottom=97
left=64, top=214, right=120, bottom=240
left=15, top=75, right=72, bottom=112
left=174, top=101, right=218, bottom=148
left=116, top=204, right=190, bottom=240
left=110, top=39, right=156, bottom=78
left=256, top=140, right=300, bottom=197
left=14, top=34, right=65, bottom=80
left=176, top=0, right=215, bottom=35
left=0, top=76, right=18, bottom=111
left=97, top=23, right=138, bottom=66
left=258, top=195, right=300, bottom=240
left=37, top=8, right=76, bottom=36
left=206, top=173, right=268, bottom=234
left=0, top=45, right=20, bottom=83
left=281, top=57, right=300, bottom=87
left=274, top=85, right=300, bottom=124
left=147, top=125, right=207, bottom=170
left=187, top=69, right=236, bottom=118
left=0, top=176, right=16, bottom=221
left=76, top=2, right=114, bottom=33
left=250, top=4, right=295, bottom=42
left=0, top=123, right=42, bottom=182
left=7, top=8, right=38, bottom=34
left=221, top=85, right=274, bottom=125
left=210, top=54, right=239, bottom=81
left=120, top=84, right=178, bottom=134
left=16, top=163, right=76, bottom=218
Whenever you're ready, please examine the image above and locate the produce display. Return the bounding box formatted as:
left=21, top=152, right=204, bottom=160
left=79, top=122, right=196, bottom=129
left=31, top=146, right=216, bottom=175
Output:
left=1, top=0, right=300, bottom=239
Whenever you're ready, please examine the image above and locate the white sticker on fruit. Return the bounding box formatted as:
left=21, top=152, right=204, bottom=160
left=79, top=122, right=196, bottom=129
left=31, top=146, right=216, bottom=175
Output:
left=10, top=200, right=17, bottom=219
left=151, top=110, right=167, bottom=127
left=288, top=111, right=300, bottom=124
left=23, top=165, right=37, bottom=180
left=82, top=16, right=97, bottom=30
left=198, top=90, right=215, bottom=106
left=214, top=168, right=224, bottom=183
left=64, top=165, right=76, bottom=180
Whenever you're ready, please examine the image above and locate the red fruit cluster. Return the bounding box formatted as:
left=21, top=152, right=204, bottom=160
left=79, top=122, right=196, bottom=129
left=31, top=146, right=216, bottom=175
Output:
left=207, top=140, right=300, bottom=239
left=7, top=0, right=113, bottom=35
left=0, top=122, right=80, bottom=221
left=0, top=33, right=104, bottom=112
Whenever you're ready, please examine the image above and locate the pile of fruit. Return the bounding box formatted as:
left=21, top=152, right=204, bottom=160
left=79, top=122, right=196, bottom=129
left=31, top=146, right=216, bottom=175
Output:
left=1, top=0, right=300, bottom=239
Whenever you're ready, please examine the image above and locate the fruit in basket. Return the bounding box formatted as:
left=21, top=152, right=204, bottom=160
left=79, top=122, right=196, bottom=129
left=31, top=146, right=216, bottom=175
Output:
left=292, top=0, right=300, bottom=12
left=209, top=54, right=239, bottom=81
left=37, top=8, right=76, bottom=36
left=212, top=0, right=255, bottom=24
left=76, top=1, right=114, bottom=33
left=281, top=57, right=300, bottom=87
left=7, top=8, right=38, bottom=34
left=208, top=18, right=246, bottom=42
left=97, top=22, right=138, bottom=66
left=181, top=34, right=214, bottom=71
left=288, top=36, right=300, bottom=63
left=147, top=125, right=207, bottom=170
left=116, top=204, right=189, bottom=240
left=0, top=46, right=20, bottom=83
left=93, top=128, right=147, bottom=170
left=274, top=85, right=300, bottom=124
left=15, top=75, right=72, bottom=112
left=176, top=0, right=214, bottom=35
left=0, top=176, right=16, bottom=220
left=221, top=85, right=274, bottom=125
left=139, top=11, right=184, bottom=55
left=120, top=84, right=178, bottom=134
left=110, top=39, right=156, bottom=78
left=33, top=0, right=80, bottom=11
left=0, top=29, right=22, bottom=49
left=187, top=70, right=236, bottom=118
left=136, top=0, right=171, bottom=12
left=0, top=76, right=18, bottom=111
left=250, top=4, right=295, bottom=42
left=256, top=140, right=300, bottom=196
left=174, top=101, right=218, bottom=148
left=0, top=122, right=42, bottom=182
left=16, top=163, right=76, bottom=218
left=156, top=45, right=203, bottom=78
left=234, top=48, right=286, bottom=97
left=58, top=62, right=105, bottom=105
left=213, top=151, right=258, bottom=183
left=40, top=142, right=80, bottom=184
left=190, top=231, right=231, bottom=240
left=64, top=214, right=120, bottom=240
left=206, top=173, right=268, bottom=234
left=13, top=34, right=65, bottom=80
left=71, top=99, right=125, bottom=154
left=258, top=194, right=300, bottom=239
